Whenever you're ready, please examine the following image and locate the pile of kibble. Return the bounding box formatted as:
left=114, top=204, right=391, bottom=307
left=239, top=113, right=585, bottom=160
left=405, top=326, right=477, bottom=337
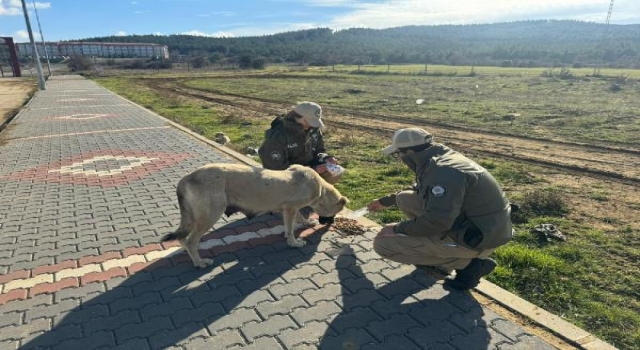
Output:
left=332, top=217, right=366, bottom=236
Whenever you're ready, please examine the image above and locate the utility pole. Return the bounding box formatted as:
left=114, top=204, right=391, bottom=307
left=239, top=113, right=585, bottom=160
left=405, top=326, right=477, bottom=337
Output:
left=605, top=0, right=614, bottom=26
left=20, top=0, right=46, bottom=90
left=32, top=0, right=51, bottom=76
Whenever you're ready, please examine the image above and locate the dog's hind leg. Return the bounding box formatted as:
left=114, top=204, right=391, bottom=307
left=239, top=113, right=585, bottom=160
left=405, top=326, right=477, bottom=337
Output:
left=283, top=206, right=305, bottom=247
left=180, top=225, right=215, bottom=269
left=181, top=194, right=226, bottom=268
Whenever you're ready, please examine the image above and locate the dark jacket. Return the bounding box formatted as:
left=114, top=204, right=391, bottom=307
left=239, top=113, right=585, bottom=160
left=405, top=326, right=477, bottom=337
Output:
left=392, top=143, right=513, bottom=250
left=258, top=116, right=328, bottom=170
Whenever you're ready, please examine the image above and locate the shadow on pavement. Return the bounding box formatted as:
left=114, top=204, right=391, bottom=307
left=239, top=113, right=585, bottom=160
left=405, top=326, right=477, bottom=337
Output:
left=21, top=221, right=329, bottom=350
left=318, top=251, right=493, bottom=350
left=21, top=221, right=494, bottom=350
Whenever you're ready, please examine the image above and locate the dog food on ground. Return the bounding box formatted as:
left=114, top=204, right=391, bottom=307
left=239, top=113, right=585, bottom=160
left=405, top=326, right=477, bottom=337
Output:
left=333, top=217, right=366, bottom=236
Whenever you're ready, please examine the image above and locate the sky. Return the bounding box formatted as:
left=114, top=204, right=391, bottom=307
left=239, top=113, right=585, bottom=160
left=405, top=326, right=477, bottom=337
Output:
left=1, top=0, right=638, bottom=42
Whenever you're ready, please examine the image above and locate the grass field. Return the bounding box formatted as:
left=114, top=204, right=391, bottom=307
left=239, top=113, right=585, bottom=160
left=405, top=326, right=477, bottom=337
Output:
left=94, top=65, right=640, bottom=349
left=175, top=67, right=640, bottom=145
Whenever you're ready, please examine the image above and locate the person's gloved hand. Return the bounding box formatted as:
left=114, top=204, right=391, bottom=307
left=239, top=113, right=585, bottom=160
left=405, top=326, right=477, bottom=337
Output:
left=319, top=216, right=335, bottom=225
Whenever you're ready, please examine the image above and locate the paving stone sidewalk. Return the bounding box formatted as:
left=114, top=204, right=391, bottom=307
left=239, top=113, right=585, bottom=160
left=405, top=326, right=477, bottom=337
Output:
left=0, top=76, right=560, bottom=350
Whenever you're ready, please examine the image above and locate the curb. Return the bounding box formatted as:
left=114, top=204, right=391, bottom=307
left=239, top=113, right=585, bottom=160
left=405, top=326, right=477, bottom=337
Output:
left=100, top=77, right=618, bottom=350
left=474, top=280, right=617, bottom=350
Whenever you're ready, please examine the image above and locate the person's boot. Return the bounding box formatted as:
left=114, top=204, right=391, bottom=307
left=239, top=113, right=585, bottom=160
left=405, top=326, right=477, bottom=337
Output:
left=414, top=265, right=451, bottom=280
left=444, top=258, right=497, bottom=290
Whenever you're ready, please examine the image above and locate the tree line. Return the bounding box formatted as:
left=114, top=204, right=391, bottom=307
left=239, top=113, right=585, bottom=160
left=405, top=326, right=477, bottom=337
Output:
left=76, top=20, right=640, bottom=69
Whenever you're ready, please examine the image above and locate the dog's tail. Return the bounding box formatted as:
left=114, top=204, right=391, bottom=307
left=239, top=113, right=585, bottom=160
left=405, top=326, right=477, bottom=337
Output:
left=161, top=185, right=192, bottom=242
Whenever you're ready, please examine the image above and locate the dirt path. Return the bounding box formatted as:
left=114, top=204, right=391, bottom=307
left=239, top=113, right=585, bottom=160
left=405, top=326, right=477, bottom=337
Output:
left=158, top=82, right=640, bottom=185
left=0, top=78, right=36, bottom=127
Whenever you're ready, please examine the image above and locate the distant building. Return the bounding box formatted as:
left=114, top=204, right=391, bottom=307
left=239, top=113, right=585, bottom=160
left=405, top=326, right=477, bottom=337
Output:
left=15, top=41, right=170, bottom=59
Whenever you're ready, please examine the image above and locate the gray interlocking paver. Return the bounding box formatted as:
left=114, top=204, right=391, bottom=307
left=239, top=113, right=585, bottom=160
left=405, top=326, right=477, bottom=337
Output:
left=0, top=311, right=22, bottom=328
left=230, top=336, right=286, bottom=350
left=114, top=316, right=174, bottom=343
left=183, top=329, right=245, bottom=349
left=96, top=338, right=151, bottom=350
left=148, top=324, right=210, bottom=349
left=25, top=299, right=80, bottom=323
left=50, top=331, right=116, bottom=350
left=172, top=302, right=226, bottom=328
left=206, top=308, right=261, bottom=334
left=0, top=76, right=572, bottom=350
left=256, top=295, right=308, bottom=319
left=241, top=314, right=298, bottom=341
left=362, top=335, right=423, bottom=350
left=278, top=321, right=336, bottom=349
left=498, top=334, right=558, bottom=350
left=290, top=300, right=342, bottom=325
left=54, top=282, right=106, bottom=302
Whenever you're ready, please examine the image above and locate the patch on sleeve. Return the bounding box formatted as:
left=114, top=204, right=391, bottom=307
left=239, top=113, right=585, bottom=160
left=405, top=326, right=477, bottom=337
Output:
left=431, top=185, right=446, bottom=197
left=270, top=151, right=282, bottom=161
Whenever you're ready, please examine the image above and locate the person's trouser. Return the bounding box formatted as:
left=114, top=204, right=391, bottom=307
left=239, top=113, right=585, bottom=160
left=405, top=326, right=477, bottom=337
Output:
left=374, top=190, right=494, bottom=271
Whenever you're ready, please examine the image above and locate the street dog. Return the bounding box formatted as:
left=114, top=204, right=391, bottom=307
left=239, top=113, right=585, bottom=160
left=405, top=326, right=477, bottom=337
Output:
left=161, top=163, right=349, bottom=268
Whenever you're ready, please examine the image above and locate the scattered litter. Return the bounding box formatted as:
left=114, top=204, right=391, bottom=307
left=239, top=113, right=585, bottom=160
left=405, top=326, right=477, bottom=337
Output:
left=531, top=223, right=567, bottom=243
left=243, top=146, right=259, bottom=156
left=214, top=132, right=231, bottom=145
left=326, top=163, right=345, bottom=177
left=416, top=99, right=425, bottom=105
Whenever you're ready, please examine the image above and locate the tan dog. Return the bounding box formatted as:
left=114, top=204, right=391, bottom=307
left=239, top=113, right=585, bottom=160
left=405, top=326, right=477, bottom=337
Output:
left=162, top=163, right=349, bottom=268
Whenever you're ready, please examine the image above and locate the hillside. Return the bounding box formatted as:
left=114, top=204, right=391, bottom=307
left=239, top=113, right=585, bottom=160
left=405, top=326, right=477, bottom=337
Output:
left=77, top=20, right=640, bottom=68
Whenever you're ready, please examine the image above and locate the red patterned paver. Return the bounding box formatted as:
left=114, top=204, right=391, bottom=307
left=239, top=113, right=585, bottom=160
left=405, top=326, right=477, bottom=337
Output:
left=3, top=149, right=190, bottom=187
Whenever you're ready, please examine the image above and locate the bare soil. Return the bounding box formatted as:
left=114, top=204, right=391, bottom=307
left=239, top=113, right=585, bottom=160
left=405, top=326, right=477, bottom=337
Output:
left=0, top=78, right=36, bottom=126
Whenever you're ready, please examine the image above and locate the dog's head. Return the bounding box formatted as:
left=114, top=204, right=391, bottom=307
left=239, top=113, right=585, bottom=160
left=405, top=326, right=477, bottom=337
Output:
left=313, top=189, right=349, bottom=225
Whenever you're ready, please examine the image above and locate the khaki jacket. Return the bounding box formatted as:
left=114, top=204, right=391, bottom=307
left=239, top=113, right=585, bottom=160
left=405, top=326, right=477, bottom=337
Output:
left=258, top=116, right=327, bottom=170
left=394, top=144, right=513, bottom=250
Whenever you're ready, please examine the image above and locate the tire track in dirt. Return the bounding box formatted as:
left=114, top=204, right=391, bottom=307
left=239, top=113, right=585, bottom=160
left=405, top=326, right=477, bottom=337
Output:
left=146, top=80, right=640, bottom=186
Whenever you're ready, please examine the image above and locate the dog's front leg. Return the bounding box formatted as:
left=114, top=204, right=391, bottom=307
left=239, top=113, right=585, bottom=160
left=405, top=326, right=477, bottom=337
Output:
left=283, top=207, right=305, bottom=247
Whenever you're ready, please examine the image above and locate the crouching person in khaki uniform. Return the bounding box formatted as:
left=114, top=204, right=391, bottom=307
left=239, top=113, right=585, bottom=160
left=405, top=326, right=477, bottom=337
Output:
left=368, top=127, right=514, bottom=290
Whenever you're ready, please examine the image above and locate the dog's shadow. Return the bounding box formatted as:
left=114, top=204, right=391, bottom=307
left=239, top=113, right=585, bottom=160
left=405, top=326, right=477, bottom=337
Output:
left=21, top=221, right=501, bottom=350
left=20, top=219, right=330, bottom=350
left=317, top=252, right=496, bottom=350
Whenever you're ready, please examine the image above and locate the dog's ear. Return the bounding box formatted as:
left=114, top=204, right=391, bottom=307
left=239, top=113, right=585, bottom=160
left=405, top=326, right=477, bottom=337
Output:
left=339, top=197, right=349, bottom=206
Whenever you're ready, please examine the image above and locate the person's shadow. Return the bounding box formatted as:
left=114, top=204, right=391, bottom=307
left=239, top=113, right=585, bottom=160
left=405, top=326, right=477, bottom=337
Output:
left=20, top=219, right=330, bottom=350
left=317, top=252, right=496, bottom=350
